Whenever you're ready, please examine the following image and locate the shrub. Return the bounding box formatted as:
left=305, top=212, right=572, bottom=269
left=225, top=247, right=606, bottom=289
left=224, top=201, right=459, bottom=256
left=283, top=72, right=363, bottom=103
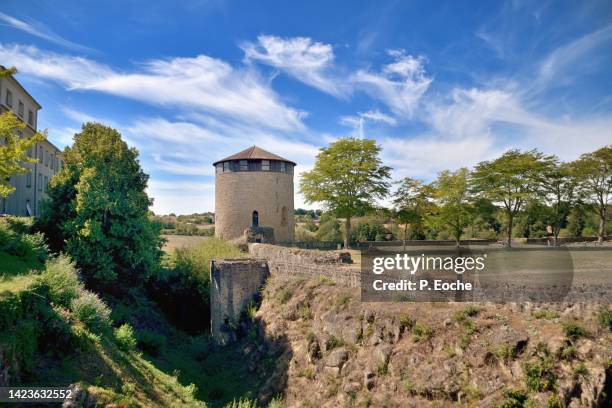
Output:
left=493, top=389, right=528, bottom=408
left=224, top=398, right=257, bottom=408
left=135, top=329, right=167, bottom=356
left=114, top=323, right=137, bottom=352
left=71, top=291, right=112, bottom=333
left=598, top=309, right=612, bottom=331
left=16, top=233, right=48, bottom=262
left=562, top=321, right=589, bottom=341
left=412, top=322, right=434, bottom=342
left=277, top=288, right=293, bottom=304
left=36, top=255, right=82, bottom=307
left=523, top=356, right=556, bottom=392
left=533, top=310, right=559, bottom=320
left=326, top=335, right=344, bottom=349
left=572, top=363, right=589, bottom=379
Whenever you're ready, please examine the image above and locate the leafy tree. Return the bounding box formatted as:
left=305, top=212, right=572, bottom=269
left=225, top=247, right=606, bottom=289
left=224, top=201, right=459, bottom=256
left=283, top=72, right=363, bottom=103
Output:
left=471, top=149, right=555, bottom=247
left=37, top=123, right=163, bottom=287
left=392, top=177, right=435, bottom=248
left=541, top=161, right=578, bottom=244
left=431, top=168, right=473, bottom=246
left=469, top=198, right=502, bottom=238
left=0, top=95, right=45, bottom=197
left=300, top=138, right=391, bottom=248
left=572, top=145, right=611, bottom=243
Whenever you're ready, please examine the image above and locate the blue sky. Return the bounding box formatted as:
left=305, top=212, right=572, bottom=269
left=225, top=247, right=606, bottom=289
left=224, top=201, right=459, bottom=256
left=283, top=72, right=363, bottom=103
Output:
left=1, top=0, right=611, bottom=214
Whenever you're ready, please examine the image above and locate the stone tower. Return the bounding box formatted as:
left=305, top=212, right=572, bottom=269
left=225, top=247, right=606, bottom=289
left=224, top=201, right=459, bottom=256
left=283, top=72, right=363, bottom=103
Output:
left=214, top=146, right=295, bottom=242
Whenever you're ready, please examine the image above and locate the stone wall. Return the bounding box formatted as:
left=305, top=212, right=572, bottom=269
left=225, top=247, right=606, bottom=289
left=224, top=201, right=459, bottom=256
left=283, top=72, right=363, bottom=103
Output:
left=248, top=243, right=360, bottom=287
left=210, top=259, right=269, bottom=345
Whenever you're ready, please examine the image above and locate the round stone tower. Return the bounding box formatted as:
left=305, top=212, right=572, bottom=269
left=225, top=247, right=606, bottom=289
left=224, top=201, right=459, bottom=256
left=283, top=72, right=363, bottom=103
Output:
left=214, top=146, right=295, bottom=243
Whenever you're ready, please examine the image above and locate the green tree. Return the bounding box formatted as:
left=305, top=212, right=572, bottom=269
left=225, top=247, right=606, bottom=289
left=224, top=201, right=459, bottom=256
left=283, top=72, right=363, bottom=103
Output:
left=431, top=168, right=473, bottom=246
left=0, top=65, right=45, bottom=197
left=471, top=149, right=554, bottom=247
left=572, top=145, right=611, bottom=243
left=299, top=138, right=391, bottom=249
left=541, top=161, right=578, bottom=244
left=37, top=123, right=163, bottom=287
left=392, top=177, right=435, bottom=248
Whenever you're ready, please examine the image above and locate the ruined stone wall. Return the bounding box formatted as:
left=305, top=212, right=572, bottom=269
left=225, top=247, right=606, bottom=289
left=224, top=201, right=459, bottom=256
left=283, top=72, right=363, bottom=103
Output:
left=210, top=259, right=269, bottom=345
left=215, top=171, right=294, bottom=242
left=248, top=243, right=360, bottom=287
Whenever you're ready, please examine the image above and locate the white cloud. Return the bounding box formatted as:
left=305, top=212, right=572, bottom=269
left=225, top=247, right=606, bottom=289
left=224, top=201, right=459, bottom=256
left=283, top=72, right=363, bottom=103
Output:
left=0, top=43, right=306, bottom=132
left=339, top=108, right=396, bottom=138
left=351, top=51, right=432, bottom=117
left=242, top=35, right=349, bottom=97
left=359, top=109, right=397, bottom=125
left=0, top=12, right=94, bottom=52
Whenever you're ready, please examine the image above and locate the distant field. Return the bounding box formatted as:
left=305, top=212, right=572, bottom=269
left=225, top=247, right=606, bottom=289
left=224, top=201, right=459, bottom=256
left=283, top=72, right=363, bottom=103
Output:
left=162, top=234, right=210, bottom=253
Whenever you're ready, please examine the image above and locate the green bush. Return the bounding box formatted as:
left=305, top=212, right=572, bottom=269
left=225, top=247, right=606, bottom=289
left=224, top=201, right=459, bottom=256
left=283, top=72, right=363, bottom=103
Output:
left=523, top=356, right=556, bottom=392
left=36, top=255, right=82, bottom=307
left=598, top=309, right=612, bottom=331
left=137, top=329, right=167, bottom=356
left=114, top=323, right=137, bottom=352
left=562, top=321, right=589, bottom=341
left=412, top=322, right=434, bottom=342
left=71, top=291, right=112, bottom=333
left=493, top=388, right=528, bottom=408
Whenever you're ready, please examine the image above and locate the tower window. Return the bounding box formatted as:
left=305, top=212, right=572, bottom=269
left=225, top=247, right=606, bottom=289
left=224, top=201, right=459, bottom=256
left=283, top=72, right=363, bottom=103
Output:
left=240, top=160, right=248, bottom=171
left=252, top=210, right=259, bottom=227
left=261, top=160, right=269, bottom=171
left=281, top=206, right=288, bottom=226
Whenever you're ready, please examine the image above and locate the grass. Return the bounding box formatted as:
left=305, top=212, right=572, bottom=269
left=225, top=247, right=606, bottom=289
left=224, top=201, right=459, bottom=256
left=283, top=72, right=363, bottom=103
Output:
left=533, top=310, right=560, bottom=320
left=0, top=251, right=41, bottom=297
left=162, top=234, right=211, bottom=253
left=562, top=321, right=590, bottom=341
left=412, top=322, right=434, bottom=342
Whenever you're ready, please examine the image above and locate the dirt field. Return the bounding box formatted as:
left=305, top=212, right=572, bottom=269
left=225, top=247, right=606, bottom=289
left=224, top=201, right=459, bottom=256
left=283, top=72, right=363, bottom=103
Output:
left=162, top=234, right=210, bottom=253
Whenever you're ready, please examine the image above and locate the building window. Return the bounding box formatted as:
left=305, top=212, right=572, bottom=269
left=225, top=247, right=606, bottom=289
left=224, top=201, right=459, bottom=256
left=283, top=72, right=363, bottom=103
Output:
left=38, top=173, right=42, bottom=191
left=252, top=211, right=259, bottom=227
left=28, top=110, right=34, bottom=126
left=223, top=161, right=230, bottom=172
left=25, top=200, right=32, bottom=216
left=280, top=161, right=286, bottom=172
left=44, top=176, right=48, bottom=191
left=261, top=160, right=269, bottom=171
left=240, top=160, right=248, bottom=171
left=5, top=90, right=12, bottom=107
left=281, top=206, right=288, bottom=226
left=26, top=172, right=32, bottom=188
left=39, top=146, right=43, bottom=163
left=50, top=154, right=54, bottom=170
left=55, top=157, right=59, bottom=172
left=18, top=101, right=24, bottom=117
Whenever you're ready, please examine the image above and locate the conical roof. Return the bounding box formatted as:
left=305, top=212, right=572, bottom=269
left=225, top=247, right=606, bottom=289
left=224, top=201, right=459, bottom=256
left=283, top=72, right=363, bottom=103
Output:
left=213, top=145, right=296, bottom=165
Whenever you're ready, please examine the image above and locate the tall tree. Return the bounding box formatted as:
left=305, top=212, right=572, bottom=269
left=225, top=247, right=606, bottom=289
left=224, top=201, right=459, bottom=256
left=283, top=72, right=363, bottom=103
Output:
left=572, top=145, right=611, bottom=243
left=471, top=149, right=555, bottom=247
left=37, top=123, right=163, bottom=287
left=300, top=138, right=391, bottom=249
left=431, top=168, right=473, bottom=246
left=541, top=161, right=578, bottom=245
left=0, top=112, right=45, bottom=198
left=392, top=177, right=435, bottom=248
left=0, top=66, right=45, bottom=198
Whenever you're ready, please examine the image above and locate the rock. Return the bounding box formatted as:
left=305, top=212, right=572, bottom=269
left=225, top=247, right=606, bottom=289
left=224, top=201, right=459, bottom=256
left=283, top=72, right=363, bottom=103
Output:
left=62, top=384, right=85, bottom=408
left=326, top=349, right=348, bottom=368
left=373, top=345, right=392, bottom=367
left=488, top=325, right=528, bottom=356
left=307, top=339, right=321, bottom=363
left=363, top=370, right=376, bottom=390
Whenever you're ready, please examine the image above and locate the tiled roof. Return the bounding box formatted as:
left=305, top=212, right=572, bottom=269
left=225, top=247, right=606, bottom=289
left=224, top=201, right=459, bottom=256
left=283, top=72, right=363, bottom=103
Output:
left=213, top=145, right=296, bottom=165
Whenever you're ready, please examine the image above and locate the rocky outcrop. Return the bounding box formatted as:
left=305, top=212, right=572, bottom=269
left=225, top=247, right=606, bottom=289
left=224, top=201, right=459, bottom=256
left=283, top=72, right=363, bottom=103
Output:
left=253, top=275, right=612, bottom=407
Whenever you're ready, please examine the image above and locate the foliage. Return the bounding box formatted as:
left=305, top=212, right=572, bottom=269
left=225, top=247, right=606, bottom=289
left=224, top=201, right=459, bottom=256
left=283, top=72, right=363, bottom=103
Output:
left=430, top=168, right=473, bottom=244
left=412, top=322, right=434, bottom=342
left=523, top=346, right=556, bottom=392
left=276, top=288, right=293, bottom=304
left=300, top=137, right=391, bottom=248
left=598, top=309, right=612, bottom=331
left=562, top=321, right=589, bottom=340
left=70, top=290, right=112, bottom=333
left=114, top=323, right=138, bottom=351
left=36, top=123, right=163, bottom=287
left=137, top=329, right=167, bottom=356
left=393, top=177, right=435, bottom=243
left=471, top=149, right=555, bottom=246
left=349, top=218, right=388, bottom=241
left=493, top=388, right=529, bottom=408
left=541, top=161, right=578, bottom=242
left=0, top=108, right=45, bottom=197
left=35, top=254, right=82, bottom=307
left=572, top=145, right=611, bottom=242
left=315, top=214, right=343, bottom=242
left=0, top=217, right=47, bottom=264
